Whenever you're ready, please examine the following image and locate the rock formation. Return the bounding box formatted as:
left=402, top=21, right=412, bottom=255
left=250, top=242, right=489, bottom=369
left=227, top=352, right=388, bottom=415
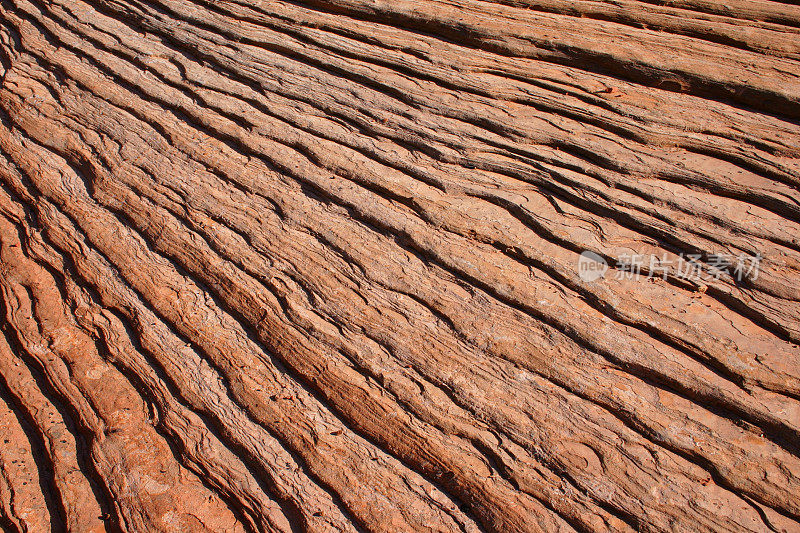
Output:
left=0, top=0, right=799, bottom=531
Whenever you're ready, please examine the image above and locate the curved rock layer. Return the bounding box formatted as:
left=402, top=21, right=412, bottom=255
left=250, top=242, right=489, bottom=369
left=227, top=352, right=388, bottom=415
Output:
left=0, top=0, right=799, bottom=531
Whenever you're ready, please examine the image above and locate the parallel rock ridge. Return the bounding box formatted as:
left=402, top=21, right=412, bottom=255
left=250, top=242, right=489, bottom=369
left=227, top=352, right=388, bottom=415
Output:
left=0, top=0, right=798, bottom=531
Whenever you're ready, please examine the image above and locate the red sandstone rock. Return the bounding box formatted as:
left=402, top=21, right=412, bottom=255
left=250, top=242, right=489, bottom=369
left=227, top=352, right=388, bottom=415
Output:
left=0, top=0, right=799, bottom=531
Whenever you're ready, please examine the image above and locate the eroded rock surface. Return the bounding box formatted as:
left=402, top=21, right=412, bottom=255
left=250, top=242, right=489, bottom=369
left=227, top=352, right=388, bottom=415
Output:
left=0, top=0, right=799, bottom=531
